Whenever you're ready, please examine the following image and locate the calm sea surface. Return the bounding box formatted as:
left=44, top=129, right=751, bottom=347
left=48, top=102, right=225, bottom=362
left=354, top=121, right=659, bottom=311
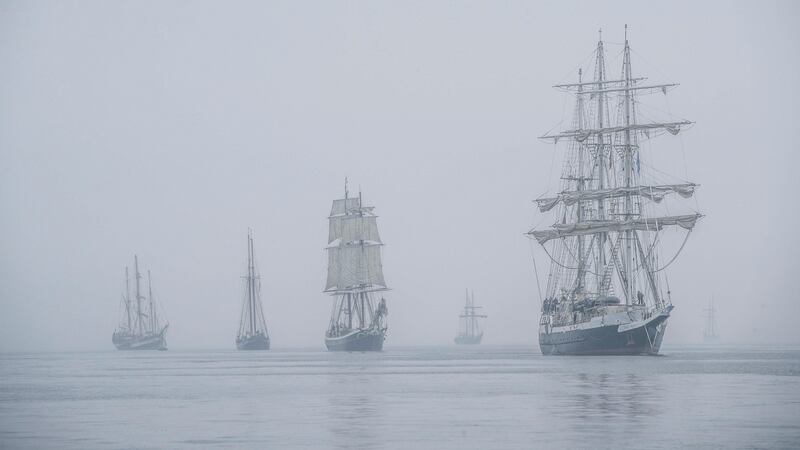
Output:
left=1, top=345, right=799, bottom=449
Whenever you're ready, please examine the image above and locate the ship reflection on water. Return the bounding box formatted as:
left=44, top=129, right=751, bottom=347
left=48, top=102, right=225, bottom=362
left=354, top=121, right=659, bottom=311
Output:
left=560, top=372, right=663, bottom=423
left=1, top=347, right=798, bottom=449
left=326, top=372, right=384, bottom=450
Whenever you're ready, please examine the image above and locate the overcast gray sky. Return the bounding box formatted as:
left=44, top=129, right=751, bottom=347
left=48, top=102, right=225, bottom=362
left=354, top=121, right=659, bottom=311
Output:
left=1, top=0, right=798, bottom=351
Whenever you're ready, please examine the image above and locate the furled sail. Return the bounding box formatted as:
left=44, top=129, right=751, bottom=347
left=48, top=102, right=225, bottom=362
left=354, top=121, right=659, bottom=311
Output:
left=325, top=243, right=386, bottom=292
left=540, top=120, right=692, bottom=142
left=529, top=213, right=702, bottom=244
left=536, top=183, right=697, bottom=212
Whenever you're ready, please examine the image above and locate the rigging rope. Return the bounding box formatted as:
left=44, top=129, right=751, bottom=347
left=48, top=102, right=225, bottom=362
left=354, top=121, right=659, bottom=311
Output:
left=540, top=239, right=602, bottom=277
left=652, top=229, right=692, bottom=273
left=528, top=240, right=544, bottom=309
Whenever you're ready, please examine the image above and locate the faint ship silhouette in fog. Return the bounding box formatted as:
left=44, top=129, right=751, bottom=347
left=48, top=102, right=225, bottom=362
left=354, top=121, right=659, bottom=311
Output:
left=455, top=290, right=486, bottom=345
left=703, top=296, right=719, bottom=344
left=113, top=255, right=168, bottom=351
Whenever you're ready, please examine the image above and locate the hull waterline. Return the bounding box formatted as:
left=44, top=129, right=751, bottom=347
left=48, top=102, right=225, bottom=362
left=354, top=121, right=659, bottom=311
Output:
left=539, top=309, right=671, bottom=356
left=326, top=329, right=385, bottom=352
left=236, top=334, right=270, bottom=350
left=112, top=332, right=167, bottom=351
left=454, top=334, right=483, bottom=345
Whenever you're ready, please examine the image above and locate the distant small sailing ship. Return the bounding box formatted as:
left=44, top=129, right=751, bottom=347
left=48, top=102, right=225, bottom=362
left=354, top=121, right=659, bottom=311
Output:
left=324, top=180, right=389, bottom=352
left=455, top=290, right=486, bottom=345
left=113, top=255, right=168, bottom=351
left=703, top=297, right=719, bottom=343
left=236, top=230, right=270, bottom=350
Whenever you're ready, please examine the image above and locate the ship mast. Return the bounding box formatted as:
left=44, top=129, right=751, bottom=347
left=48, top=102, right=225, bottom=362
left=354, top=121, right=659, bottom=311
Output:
left=594, top=30, right=608, bottom=296
left=459, top=289, right=486, bottom=338
left=622, top=24, right=634, bottom=306
left=466, top=289, right=472, bottom=337
left=574, top=68, right=586, bottom=294
left=344, top=179, right=352, bottom=331
left=247, top=229, right=256, bottom=335
left=125, top=266, right=132, bottom=331
left=530, top=27, right=702, bottom=311
left=134, top=255, right=143, bottom=335
left=359, top=188, right=366, bottom=330
left=704, top=296, right=718, bottom=338
left=148, top=270, right=156, bottom=333
left=470, top=291, right=476, bottom=337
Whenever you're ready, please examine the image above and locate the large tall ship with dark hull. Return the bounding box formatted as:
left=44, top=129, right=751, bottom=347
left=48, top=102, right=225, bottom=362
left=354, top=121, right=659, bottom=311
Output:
left=113, top=255, right=168, bottom=351
left=236, top=230, right=270, bottom=350
left=454, top=290, right=486, bottom=345
left=527, top=27, right=702, bottom=356
left=324, top=180, right=389, bottom=352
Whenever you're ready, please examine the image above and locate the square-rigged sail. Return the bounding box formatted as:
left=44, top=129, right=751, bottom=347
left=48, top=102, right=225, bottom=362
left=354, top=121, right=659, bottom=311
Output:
left=325, top=196, right=387, bottom=293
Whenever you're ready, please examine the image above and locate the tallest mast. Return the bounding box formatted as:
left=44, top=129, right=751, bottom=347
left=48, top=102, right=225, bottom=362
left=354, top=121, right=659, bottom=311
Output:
left=248, top=230, right=256, bottom=336
left=125, top=267, right=131, bottom=331
left=594, top=30, right=607, bottom=294
left=134, top=255, right=143, bottom=335
left=622, top=24, right=635, bottom=306
left=575, top=68, right=586, bottom=294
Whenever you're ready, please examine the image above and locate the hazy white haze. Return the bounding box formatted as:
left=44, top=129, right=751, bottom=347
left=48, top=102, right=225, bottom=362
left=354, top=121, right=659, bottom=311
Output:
left=1, top=0, right=798, bottom=351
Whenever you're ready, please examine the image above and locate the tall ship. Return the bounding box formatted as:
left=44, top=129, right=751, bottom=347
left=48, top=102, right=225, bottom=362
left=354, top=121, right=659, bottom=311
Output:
left=113, top=255, right=168, bottom=351
left=527, top=27, right=702, bottom=355
left=455, top=290, right=486, bottom=345
left=236, top=230, right=270, bottom=350
left=324, top=180, right=389, bottom=352
left=703, top=297, right=719, bottom=343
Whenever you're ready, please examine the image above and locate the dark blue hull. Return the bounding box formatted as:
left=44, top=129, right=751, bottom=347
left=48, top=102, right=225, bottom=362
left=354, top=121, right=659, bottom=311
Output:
left=539, top=314, right=670, bottom=356
left=325, top=329, right=385, bottom=352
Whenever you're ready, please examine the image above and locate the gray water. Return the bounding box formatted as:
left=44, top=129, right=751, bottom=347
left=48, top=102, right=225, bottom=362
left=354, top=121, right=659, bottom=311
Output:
left=1, top=345, right=799, bottom=449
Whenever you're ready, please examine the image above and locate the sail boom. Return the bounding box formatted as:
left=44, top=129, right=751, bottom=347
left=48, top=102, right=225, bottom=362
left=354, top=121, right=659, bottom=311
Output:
left=540, top=121, right=693, bottom=141
left=536, top=183, right=698, bottom=212
left=554, top=77, right=646, bottom=88
left=576, top=83, right=678, bottom=95
left=325, top=286, right=389, bottom=294
left=528, top=213, right=703, bottom=245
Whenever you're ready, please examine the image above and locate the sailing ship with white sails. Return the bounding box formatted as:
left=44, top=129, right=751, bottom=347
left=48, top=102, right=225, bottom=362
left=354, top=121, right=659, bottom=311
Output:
left=113, top=255, right=168, bottom=351
left=324, top=180, right=389, bottom=352
left=455, top=290, right=486, bottom=345
left=527, top=27, right=702, bottom=355
left=236, top=230, right=270, bottom=350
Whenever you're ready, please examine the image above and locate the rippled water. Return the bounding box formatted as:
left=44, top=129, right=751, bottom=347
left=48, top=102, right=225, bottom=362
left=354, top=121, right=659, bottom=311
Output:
left=1, top=345, right=799, bottom=449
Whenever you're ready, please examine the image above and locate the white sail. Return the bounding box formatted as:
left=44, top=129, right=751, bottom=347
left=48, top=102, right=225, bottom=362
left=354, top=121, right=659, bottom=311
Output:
left=330, top=198, right=362, bottom=217
left=536, top=183, right=697, bottom=212
left=328, top=215, right=381, bottom=245
left=325, top=243, right=386, bottom=292
left=529, top=213, right=701, bottom=244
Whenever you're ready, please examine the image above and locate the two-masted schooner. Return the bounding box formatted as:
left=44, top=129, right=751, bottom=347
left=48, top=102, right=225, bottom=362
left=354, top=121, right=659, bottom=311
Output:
left=236, top=230, right=270, bottom=350
left=527, top=27, right=702, bottom=355
left=455, top=290, right=486, bottom=345
left=323, top=181, right=389, bottom=352
left=113, top=255, right=168, bottom=350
